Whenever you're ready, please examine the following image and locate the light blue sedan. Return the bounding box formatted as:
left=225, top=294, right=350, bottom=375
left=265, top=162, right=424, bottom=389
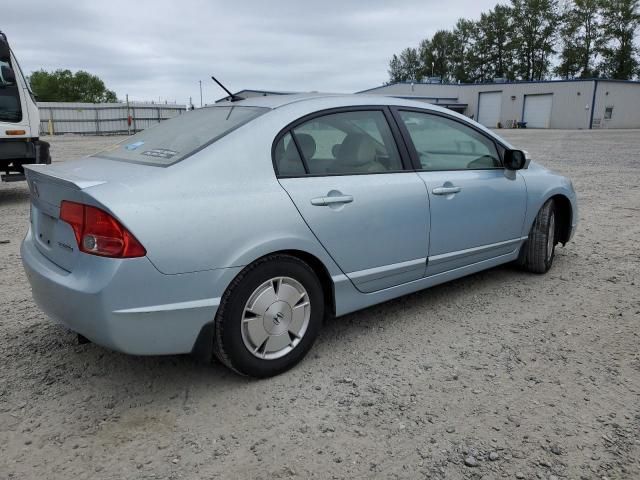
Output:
left=21, top=94, right=577, bottom=377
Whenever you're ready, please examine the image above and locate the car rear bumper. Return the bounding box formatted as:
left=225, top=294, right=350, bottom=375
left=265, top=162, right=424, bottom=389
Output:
left=21, top=229, right=241, bottom=355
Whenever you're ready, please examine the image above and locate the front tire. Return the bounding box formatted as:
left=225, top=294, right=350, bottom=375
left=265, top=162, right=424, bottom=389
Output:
left=213, top=254, right=324, bottom=377
left=518, top=199, right=557, bottom=273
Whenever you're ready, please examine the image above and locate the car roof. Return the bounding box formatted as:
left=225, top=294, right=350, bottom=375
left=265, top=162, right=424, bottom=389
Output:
left=215, top=93, right=513, bottom=149
left=218, top=92, right=451, bottom=113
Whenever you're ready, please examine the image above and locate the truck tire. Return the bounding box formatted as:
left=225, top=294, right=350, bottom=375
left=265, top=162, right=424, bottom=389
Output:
left=36, top=140, right=51, bottom=165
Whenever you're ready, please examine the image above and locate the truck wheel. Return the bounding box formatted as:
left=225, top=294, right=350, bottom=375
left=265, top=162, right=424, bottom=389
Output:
left=36, top=140, right=51, bottom=165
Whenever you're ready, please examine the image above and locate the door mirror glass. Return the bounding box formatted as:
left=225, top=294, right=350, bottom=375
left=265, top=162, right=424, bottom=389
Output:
left=504, top=150, right=527, bottom=170
left=0, top=65, right=15, bottom=85
left=0, top=39, right=9, bottom=61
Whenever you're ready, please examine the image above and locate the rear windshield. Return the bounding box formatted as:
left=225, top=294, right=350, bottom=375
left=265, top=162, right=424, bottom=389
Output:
left=94, top=105, right=268, bottom=166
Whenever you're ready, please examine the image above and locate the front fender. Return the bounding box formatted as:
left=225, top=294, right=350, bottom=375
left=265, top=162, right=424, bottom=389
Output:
left=521, top=164, right=578, bottom=240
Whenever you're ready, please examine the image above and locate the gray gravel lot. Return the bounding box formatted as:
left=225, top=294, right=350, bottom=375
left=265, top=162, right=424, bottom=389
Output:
left=1, top=130, right=639, bottom=479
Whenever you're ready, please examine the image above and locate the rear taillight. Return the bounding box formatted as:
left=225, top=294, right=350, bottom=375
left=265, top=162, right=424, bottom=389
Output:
left=60, top=201, right=146, bottom=258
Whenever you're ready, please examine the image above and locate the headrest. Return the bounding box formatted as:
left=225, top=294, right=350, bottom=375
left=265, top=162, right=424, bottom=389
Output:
left=294, top=133, right=316, bottom=160
left=337, top=133, right=376, bottom=166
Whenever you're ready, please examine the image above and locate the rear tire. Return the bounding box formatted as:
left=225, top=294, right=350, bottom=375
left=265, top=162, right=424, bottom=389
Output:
left=213, top=254, right=324, bottom=377
left=518, top=199, right=557, bottom=274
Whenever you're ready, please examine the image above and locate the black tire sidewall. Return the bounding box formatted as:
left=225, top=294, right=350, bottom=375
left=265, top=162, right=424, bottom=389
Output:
left=544, top=208, right=556, bottom=270
left=519, top=199, right=557, bottom=274
left=218, top=257, right=324, bottom=377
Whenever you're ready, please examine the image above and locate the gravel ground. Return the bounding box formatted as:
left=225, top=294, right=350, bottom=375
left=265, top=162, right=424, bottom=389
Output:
left=1, top=130, right=639, bottom=480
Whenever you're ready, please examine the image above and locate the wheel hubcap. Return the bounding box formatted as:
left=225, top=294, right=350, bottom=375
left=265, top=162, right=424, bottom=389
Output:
left=547, top=213, right=555, bottom=262
left=241, top=277, right=310, bottom=360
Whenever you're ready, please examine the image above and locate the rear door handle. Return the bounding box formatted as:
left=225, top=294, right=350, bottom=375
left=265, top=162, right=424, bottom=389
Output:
left=432, top=186, right=462, bottom=195
left=311, top=195, right=354, bottom=206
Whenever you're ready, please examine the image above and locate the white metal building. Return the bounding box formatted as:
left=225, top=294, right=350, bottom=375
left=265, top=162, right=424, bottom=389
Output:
left=358, top=79, right=640, bottom=129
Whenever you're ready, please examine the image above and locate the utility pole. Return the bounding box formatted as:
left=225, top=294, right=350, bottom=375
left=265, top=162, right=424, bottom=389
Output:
left=199, top=80, right=203, bottom=107
left=125, top=94, right=131, bottom=135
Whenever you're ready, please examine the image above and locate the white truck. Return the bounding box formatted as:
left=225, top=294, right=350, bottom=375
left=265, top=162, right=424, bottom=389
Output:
left=0, top=31, right=50, bottom=182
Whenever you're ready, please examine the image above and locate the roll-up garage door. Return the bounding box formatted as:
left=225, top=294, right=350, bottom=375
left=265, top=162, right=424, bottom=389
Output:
left=523, top=94, right=553, bottom=128
left=477, top=91, right=502, bottom=128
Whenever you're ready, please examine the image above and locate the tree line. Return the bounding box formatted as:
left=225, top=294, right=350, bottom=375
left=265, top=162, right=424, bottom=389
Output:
left=29, top=69, right=118, bottom=103
left=388, top=0, right=640, bottom=84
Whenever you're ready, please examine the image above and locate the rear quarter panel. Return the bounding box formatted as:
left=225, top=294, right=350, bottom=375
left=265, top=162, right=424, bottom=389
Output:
left=83, top=111, right=344, bottom=277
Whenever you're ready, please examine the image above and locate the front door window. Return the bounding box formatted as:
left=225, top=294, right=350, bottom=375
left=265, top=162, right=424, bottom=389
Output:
left=398, top=111, right=501, bottom=171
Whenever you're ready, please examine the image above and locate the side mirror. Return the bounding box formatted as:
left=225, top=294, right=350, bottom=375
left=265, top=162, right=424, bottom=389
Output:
left=0, top=39, right=9, bottom=61
left=1, top=65, right=16, bottom=84
left=504, top=149, right=528, bottom=170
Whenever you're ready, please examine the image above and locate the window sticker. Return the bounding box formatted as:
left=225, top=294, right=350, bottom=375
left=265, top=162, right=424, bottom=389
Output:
left=125, top=141, right=145, bottom=151
left=141, top=148, right=179, bottom=159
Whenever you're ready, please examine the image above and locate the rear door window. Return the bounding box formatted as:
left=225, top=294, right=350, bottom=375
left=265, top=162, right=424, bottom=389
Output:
left=94, top=105, right=267, bottom=166
left=274, top=132, right=306, bottom=176
left=286, top=110, right=403, bottom=175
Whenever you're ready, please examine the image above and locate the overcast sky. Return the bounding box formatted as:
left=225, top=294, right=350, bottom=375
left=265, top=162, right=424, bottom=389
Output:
left=5, top=0, right=501, bottom=105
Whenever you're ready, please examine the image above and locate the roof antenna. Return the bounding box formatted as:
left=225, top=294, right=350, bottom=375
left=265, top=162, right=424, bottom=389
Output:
left=211, top=75, right=244, bottom=102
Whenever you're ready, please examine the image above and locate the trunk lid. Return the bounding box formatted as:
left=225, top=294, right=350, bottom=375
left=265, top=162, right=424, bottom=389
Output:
left=23, top=159, right=153, bottom=272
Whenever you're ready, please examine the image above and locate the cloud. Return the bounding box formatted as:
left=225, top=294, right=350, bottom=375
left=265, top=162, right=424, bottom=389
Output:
left=5, top=0, right=500, bottom=104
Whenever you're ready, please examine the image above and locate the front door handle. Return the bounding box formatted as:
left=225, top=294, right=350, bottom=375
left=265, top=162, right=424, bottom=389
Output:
left=311, top=195, right=354, bottom=206
left=432, top=186, right=462, bottom=195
